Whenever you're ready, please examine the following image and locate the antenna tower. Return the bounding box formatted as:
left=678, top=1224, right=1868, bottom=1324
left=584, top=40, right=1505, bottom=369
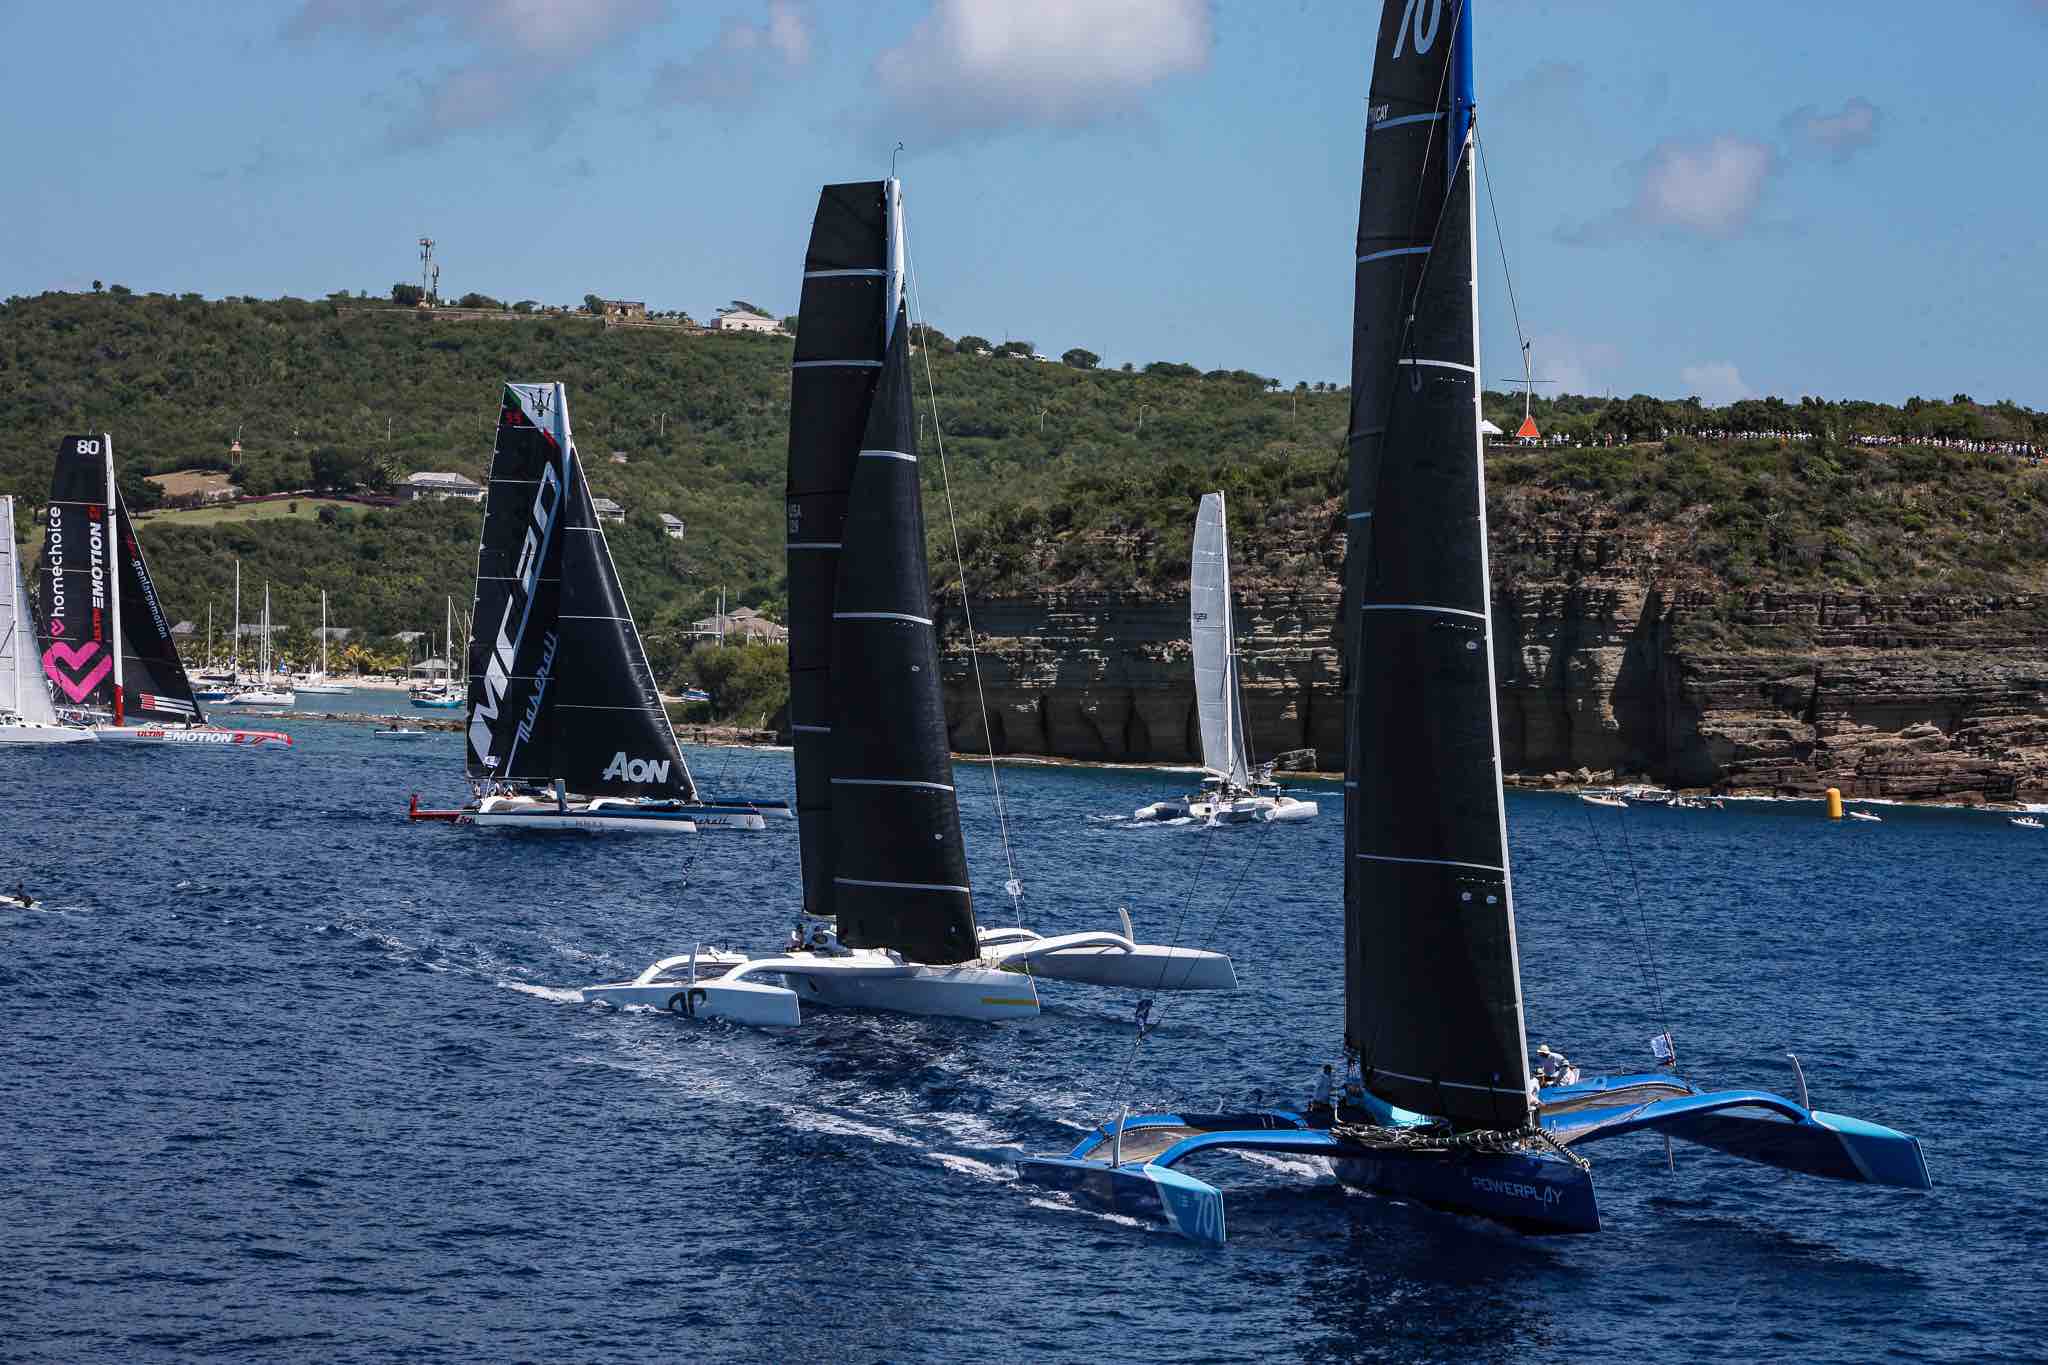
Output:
left=418, top=237, right=438, bottom=305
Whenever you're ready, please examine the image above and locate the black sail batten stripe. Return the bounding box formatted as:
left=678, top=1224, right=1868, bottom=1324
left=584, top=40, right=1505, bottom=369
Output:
left=1344, top=3, right=1528, bottom=1132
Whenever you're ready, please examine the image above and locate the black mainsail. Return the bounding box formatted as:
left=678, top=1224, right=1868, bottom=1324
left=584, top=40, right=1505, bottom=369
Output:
left=38, top=434, right=203, bottom=726
left=786, top=179, right=979, bottom=966
left=1343, top=2, right=1531, bottom=1129
left=464, top=383, right=696, bottom=800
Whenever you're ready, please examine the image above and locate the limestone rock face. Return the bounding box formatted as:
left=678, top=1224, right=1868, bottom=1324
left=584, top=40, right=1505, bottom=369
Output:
left=938, top=580, right=2048, bottom=803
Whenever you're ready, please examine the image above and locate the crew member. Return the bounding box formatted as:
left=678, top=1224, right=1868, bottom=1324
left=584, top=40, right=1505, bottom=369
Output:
left=1308, top=1064, right=1336, bottom=1124
left=1534, top=1043, right=1578, bottom=1088
left=12, top=881, right=29, bottom=906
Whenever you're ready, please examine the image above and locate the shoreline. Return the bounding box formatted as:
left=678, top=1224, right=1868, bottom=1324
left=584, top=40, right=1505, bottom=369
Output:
left=252, top=703, right=2045, bottom=811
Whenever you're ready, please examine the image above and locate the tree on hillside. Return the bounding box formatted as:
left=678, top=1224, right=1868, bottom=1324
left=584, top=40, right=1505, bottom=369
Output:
left=391, top=283, right=424, bottom=307
left=1145, top=361, right=1198, bottom=379
left=994, top=340, right=1034, bottom=359
left=726, top=299, right=767, bottom=317
left=457, top=292, right=503, bottom=309
left=957, top=335, right=992, bottom=356
left=910, top=323, right=951, bottom=352
left=1061, top=347, right=1099, bottom=369
left=583, top=293, right=605, bottom=314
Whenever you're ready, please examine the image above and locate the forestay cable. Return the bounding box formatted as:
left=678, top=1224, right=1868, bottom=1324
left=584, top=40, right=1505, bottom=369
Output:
left=901, top=217, right=1025, bottom=923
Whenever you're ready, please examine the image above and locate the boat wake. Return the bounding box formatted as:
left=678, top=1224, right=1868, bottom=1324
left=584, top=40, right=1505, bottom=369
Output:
left=499, top=981, right=584, bottom=1004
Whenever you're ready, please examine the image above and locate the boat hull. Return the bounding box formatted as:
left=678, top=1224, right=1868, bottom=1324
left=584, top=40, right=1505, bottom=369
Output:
left=582, top=976, right=801, bottom=1026
left=1016, top=1156, right=1229, bottom=1243
left=1331, top=1148, right=1599, bottom=1234
left=472, top=805, right=698, bottom=834
left=581, top=954, right=800, bottom=1026
left=0, top=723, right=95, bottom=745
left=784, top=960, right=1040, bottom=1020
left=998, top=942, right=1237, bottom=991
left=1134, top=794, right=1317, bottom=824
left=463, top=795, right=769, bottom=833
left=93, top=725, right=292, bottom=749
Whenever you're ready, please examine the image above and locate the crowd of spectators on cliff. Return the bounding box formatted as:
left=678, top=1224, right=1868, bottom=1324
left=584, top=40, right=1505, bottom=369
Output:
left=1489, top=427, right=2042, bottom=462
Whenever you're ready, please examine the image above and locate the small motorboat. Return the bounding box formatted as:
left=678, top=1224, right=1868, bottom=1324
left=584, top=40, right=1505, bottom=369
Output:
left=0, top=891, right=41, bottom=910
left=1848, top=809, right=1882, bottom=823
left=374, top=726, right=430, bottom=739
left=2011, top=816, right=2044, bottom=830
left=1579, top=793, right=1628, bottom=809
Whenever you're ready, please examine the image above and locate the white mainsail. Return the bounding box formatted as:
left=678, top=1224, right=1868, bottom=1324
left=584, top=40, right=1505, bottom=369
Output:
left=1190, top=491, right=1251, bottom=788
left=1, top=496, right=62, bottom=725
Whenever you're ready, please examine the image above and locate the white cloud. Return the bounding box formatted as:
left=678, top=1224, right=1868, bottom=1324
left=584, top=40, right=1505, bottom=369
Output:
left=651, top=1, right=813, bottom=109
left=1562, top=134, right=1777, bottom=244
left=1633, top=136, right=1777, bottom=237
left=284, top=0, right=668, bottom=145
left=1680, top=361, right=1750, bottom=407
left=874, top=0, right=1212, bottom=143
left=1780, top=97, right=1881, bottom=162
left=1521, top=334, right=1621, bottom=397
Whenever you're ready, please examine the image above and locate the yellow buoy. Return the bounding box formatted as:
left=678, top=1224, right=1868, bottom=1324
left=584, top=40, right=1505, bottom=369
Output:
left=1826, top=787, right=1843, bottom=820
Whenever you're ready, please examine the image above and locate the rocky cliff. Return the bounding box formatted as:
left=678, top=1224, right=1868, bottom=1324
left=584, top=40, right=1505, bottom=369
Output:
left=939, top=552, right=2048, bottom=803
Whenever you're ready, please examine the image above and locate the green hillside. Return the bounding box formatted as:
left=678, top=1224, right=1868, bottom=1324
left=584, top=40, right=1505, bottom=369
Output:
left=5, top=288, right=2047, bottom=688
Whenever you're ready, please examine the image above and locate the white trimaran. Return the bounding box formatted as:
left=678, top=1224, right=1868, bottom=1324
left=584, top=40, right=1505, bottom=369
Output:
left=0, top=495, right=93, bottom=744
left=1134, top=491, right=1318, bottom=825
left=583, top=177, right=1235, bottom=1024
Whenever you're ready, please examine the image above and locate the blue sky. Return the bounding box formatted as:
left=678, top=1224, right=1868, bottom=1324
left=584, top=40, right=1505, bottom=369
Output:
left=4, top=1, right=2044, bottom=406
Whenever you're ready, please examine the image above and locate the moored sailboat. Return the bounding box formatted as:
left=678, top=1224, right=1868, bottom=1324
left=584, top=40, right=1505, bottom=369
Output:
left=37, top=435, right=290, bottom=749
left=408, top=382, right=780, bottom=832
left=0, top=495, right=93, bottom=744
left=219, top=584, right=295, bottom=705
left=1017, top=0, right=1926, bottom=1240
left=1133, top=492, right=1316, bottom=825
left=295, top=589, right=348, bottom=693
left=583, top=178, right=1233, bottom=1023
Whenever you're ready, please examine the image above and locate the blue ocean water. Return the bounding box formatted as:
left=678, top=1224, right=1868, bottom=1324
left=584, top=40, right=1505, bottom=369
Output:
left=2, top=697, right=2041, bottom=1362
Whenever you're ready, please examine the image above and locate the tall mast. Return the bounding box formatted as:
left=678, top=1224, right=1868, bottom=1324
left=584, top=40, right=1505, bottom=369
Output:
left=105, top=437, right=124, bottom=725
left=4, top=498, right=19, bottom=718
left=233, top=560, right=241, bottom=681
left=1217, top=491, right=1237, bottom=785
left=321, top=590, right=329, bottom=677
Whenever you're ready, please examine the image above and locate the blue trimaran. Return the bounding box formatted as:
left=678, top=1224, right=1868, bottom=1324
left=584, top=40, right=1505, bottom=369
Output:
left=1016, top=0, right=1931, bottom=1241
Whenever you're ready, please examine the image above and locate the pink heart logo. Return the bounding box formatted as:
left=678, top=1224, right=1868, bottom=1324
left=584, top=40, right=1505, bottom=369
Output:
left=43, top=640, right=111, bottom=703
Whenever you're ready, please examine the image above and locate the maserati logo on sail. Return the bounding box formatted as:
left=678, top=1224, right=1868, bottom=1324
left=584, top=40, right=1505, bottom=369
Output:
left=468, top=460, right=562, bottom=764
left=603, top=752, right=671, bottom=785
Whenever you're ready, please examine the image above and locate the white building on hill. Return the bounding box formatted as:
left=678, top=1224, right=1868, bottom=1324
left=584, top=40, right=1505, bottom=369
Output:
left=715, top=310, right=782, bottom=335
left=402, top=471, right=484, bottom=502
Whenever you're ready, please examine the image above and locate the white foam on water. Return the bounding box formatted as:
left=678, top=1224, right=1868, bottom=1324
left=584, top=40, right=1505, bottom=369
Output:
left=500, top=981, right=584, bottom=1004
left=776, top=1104, right=920, bottom=1150
left=920, top=1111, right=1018, bottom=1149
left=1024, top=1195, right=1153, bottom=1232
left=1235, top=1150, right=1328, bottom=1180
left=929, top=1152, right=1014, bottom=1182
